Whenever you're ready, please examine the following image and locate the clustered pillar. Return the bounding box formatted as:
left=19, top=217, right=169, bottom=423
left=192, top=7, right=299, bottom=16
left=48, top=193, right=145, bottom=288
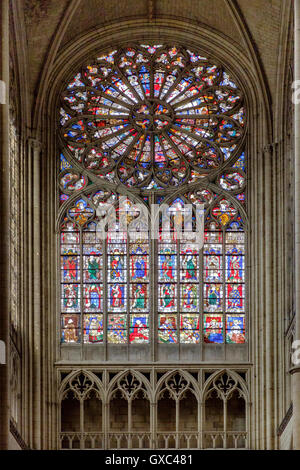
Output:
left=0, top=0, right=10, bottom=451
left=293, top=0, right=300, bottom=451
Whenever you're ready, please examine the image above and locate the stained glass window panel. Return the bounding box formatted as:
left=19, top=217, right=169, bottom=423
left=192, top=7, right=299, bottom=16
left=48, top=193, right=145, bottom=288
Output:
left=61, top=314, right=81, bottom=343
left=58, top=45, right=247, bottom=347
left=203, top=314, right=224, bottom=343
left=107, top=314, right=127, bottom=344
left=180, top=314, right=200, bottom=344
left=83, top=314, right=103, bottom=343
left=226, top=314, right=245, bottom=344
left=158, top=315, right=178, bottom=344
left=129, top=315, right=149, bottom=344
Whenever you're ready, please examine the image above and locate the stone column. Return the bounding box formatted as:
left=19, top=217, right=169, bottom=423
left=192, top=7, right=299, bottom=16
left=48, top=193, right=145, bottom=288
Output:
left=0, top=0, right=10, bottom=450
left=28, top=137, right=42, bottom=449
left=293, top=0, right=300, bottom=450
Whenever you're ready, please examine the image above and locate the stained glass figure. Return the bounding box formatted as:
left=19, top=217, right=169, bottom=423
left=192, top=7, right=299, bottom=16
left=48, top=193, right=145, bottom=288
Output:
left=226, top=255, right=244, bottom=282
left=83, top=284, right=102, bottom=311
left=204, top=255, right=222, bottom=282
left=204, top=314, right=224, bottom=343
left=61, top=253, right=80, bottom=282
left=69, top=198, right=94, bottom=226
left=108, top=284, right=126, bottom=311
left=158, top=284, right=177, bottom=311
left=130, top=284, right=148, bottom=311
left=83, top=314, right=103, bottom=343
left=108, top=253, right=126, bottom=282
left=219, top=170, right=245, bottom=191
left=83, top=256, right=102, bottom=282
left=129, top=315, right=149, bottom=343
left=130, top=252, right=148, bottom=282
left=180, top=284, right=198, bottom=311
left=212, top=199, right=237, bottom=226
left=61, top=284, right=80, bottom=312
left=203, top=284, right=223, bottom=312
left=180, top=246, right=198, bottom=281
left=226, top=284, right=245, bottom=312
left=159, top=253, right=177, bottom=281
left=107, top=314, right=127, bottom=343
left=61, top=314, right=80, bottom=343
left=59, top=171, right=87, bottom=192
left=158, top=315, right=177, bottom=343
left=180, top=314, right=200, bottom=343
left=226, top=314, right=245, bottom=343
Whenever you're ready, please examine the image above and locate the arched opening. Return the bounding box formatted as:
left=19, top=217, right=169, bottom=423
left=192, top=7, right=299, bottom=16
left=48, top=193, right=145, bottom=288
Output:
left=131, top=390, right=150, bottom=432
left=61, top=393, right=80, bottom=433
left=227, top=389, right=246, bottom=448
left=55, top=42, right=248, bottom=450
left=179, top=390, right=198, bottom=432
left=157, top=396, right=176, bottom=433
left=204, top=389, right=224, bottom=448
left=179, top=390, right=198, bottom=448
left=131, top=390, right=150, bottom=448
left=84, top=390, right=102, bottom=432
left=203, top=373, right=247, bottom=449
left=109, top=390, right=128, bottom=433
left=58, top=44, right=246, bottom=358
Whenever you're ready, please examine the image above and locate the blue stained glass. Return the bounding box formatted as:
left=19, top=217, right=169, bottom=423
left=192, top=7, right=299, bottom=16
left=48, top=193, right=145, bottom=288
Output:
left=60, top=153, right=72, bottom=170
left=108, top=284, right=126, bottom=310
left=204, top=314, right=224, bottom=343
left=130, top=256, right=148, bottom=282
left=180, top=284, right=198, bottom=311
left=159, top=254, right=177, bottom=281
left=226, top=315, right=245, bottom=343
left=83, top=284, right=102, bottom=311
left=84, top=314, right=103, bottom=343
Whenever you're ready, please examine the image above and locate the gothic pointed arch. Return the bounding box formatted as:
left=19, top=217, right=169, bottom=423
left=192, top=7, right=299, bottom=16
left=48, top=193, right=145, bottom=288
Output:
left=107, top=369, right=152, bottom=402
left=58, top=369, right=104, bottom=402
left=155, top=369, right=200, bottom=401
left=203, top=368, right=249, bottom=402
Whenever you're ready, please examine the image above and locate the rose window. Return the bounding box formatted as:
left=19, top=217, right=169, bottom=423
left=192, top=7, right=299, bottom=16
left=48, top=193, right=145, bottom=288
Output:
left=60, top=45, right=245, bottom=191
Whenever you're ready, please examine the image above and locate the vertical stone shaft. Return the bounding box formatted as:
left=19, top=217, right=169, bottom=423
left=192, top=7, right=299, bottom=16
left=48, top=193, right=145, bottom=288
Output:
left=293, top=0, right=300, bottom=450
left=0, top=0, right=9, bottom=450
left=28, top=138, right=42, bottom=448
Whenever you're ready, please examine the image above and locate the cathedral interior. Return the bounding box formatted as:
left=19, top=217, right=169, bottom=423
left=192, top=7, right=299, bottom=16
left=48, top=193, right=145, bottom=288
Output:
left=0, top=0, right=299, bottom=450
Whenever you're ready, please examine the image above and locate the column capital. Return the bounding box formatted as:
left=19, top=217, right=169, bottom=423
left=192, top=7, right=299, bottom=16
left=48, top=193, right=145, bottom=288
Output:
left=27, top=137, right=43, bottom=150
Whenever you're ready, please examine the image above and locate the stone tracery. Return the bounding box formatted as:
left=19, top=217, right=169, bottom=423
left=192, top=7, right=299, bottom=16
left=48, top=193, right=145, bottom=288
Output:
left=59, top=45, right=245, bottom=191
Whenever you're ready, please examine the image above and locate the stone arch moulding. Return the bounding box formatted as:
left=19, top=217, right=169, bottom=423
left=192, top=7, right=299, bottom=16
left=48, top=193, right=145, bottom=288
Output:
left=202, top=368, right=249, bottom=403
left=155, top=369, right=201, bottom=402
left=58, top=369, right=105, bottom=402
left=202, top=368, right=250, bottom=449
left=106, top=369, right=153, bottom=403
